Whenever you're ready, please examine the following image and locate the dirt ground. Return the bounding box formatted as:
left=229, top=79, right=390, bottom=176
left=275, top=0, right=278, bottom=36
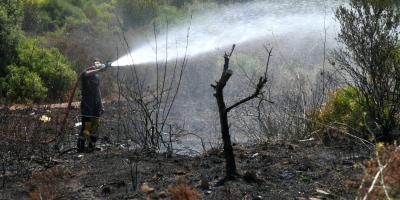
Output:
left=1, top=143, right=366, bottom=200
left=0, top=104, right=367, bottom=200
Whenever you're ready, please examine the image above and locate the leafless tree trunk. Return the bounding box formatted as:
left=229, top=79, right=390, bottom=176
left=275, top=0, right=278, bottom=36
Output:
left=211, top=44, right=271, bottom=179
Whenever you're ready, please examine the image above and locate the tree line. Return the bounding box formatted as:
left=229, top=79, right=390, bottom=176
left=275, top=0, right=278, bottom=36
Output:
left=0, top=0, right=248, bottom=103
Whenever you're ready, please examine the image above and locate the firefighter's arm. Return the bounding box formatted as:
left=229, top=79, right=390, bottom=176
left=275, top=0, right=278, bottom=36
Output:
left=84, top=67, right=106, bottom=76
left=84, top=62, right=111, bottom=76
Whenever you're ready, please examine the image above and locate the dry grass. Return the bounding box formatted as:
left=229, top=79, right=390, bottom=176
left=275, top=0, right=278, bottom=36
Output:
left=168, top=178, right=202, bottom=200
left=28, top=166, right=71, bottom=200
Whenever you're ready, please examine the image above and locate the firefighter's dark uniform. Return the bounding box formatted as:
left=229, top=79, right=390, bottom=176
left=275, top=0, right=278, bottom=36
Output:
left=77, top=71, right=102, bottom=152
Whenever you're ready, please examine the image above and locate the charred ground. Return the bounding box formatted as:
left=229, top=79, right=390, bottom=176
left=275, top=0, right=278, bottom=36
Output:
left=0, top=102, right=368, bottom=199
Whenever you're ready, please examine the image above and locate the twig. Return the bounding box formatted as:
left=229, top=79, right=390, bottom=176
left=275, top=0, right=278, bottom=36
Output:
left=362, top=163, right=387, bottom=200
left=225, top=46, right=273, bottom=112
left=376, top=150, right=391, bottom=200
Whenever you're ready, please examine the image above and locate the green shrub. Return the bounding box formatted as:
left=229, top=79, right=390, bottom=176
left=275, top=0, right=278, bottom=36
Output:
left=154, top=4, right=188, bottom=26
left=116, top=0, right=158, bottom=30
left=334, top=0, right=400, bottom=142
left=16, top=35, right=76, bottom=101
left=116, top=0, right=190, bottom=30
left=37, top=0, right=89, bottom=32
left=22, top=0, right=116, bottom=33
left=82, top=1, right=116, bottom=33
left=2, top=65, right=47, bottom=103
left=318, top=86, right=367, bottom=137
left=0, top=0, right=23, bottom=75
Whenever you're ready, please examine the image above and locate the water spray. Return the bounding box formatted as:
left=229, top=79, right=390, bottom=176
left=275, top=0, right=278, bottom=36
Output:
left=111, top=0, right=342, bottom=67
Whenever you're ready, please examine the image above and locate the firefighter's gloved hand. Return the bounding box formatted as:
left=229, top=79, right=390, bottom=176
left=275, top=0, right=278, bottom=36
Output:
left=94, top=62, right=106, bottom=70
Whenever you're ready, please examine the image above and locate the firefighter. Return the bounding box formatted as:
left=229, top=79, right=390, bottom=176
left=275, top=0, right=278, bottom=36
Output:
left=77, top=58, right=110, bottom=153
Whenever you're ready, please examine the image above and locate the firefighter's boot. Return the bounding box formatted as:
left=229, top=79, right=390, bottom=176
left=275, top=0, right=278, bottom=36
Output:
left=77, top=136, right=85, bottom=153
left=87, top=134, right=98, bottom=152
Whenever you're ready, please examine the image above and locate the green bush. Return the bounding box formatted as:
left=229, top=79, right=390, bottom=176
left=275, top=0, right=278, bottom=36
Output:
left=15, top=35, right=76, bottom=101
left=38, top=0, right=89, bottom=32
left=318, top=86, right=367, bottom=137
left=22, top=0, right=116, bottom=33
left=334, top=0, right=400, bottom=142
left=154, top=4, right=188, bottom=26
left=2, top=65, right=47, bottom=103
left=0, top=34, right=76, bottom=103
left=0, top=0, right=23, bottom=75
left=82, top=1, right=116, bottom=33
left=116, top=0, right=190, bottom=30
left=116, top=0, right=159, bottom=30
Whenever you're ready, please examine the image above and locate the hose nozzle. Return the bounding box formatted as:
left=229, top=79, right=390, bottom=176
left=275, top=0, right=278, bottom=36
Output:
left=106, top=61, right=112, bottom=68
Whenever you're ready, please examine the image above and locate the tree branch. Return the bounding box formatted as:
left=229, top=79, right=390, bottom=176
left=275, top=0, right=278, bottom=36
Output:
left=225, top=46, right=273, bottom=112
left=226, top=77, right=266, bottom=112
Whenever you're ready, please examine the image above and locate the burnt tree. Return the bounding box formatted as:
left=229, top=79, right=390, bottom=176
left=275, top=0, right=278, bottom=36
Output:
left=211, top=44, right=272, bottom=179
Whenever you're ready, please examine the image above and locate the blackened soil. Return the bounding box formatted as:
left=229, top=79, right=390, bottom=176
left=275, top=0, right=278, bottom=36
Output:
left=1, top=142, right=364, bottom=200
left=0, top=103, right=365, bottom=200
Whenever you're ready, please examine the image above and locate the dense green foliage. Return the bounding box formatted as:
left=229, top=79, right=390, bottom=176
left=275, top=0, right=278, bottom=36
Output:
left=16, top=36, right=76, bottom=101
left=21, top=0, right=248, bottom=38
left=22, top=0, right=116, bottom=33
left=0, top=0, right=23, bottom=76
left=318, top=86, right=367, bottom=137
left=0, top=1, right=78, bottom=103
left=116, top=0, right=158, bottom=29
left=21, top=0, right=206, bottom=34
left=0, top=35, right=76, bottom=103
left=1, top=65, right=47, bottom=103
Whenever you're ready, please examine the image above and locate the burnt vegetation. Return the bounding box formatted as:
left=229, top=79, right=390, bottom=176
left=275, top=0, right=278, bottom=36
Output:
left=1, top=0, right=400, bottom=199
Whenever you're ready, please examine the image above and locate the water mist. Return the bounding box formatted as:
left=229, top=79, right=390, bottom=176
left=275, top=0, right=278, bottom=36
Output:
left=111, top=0, right=342, bottom=67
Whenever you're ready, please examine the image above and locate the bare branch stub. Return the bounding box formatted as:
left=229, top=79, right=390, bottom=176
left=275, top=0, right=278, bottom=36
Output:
left=263, top=46, right=272, bottom=79
left=226, top=76, right=267, bottom=112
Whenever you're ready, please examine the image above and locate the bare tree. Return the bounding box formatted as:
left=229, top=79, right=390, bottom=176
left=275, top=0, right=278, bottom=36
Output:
left=211, top=44, right=271, bottom=179
left=334, top=0, right=400, bottom=142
